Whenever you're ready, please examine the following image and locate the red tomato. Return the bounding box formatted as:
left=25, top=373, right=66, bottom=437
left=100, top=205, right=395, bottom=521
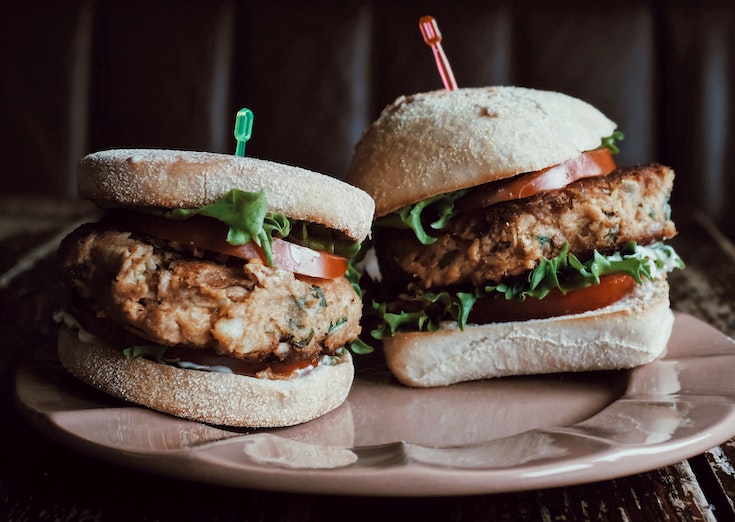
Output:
left=469, top=274, right=637, bottom=323
left=125, top=214, right=349, bottom=280
left=459, top=149, right=617, bottom=211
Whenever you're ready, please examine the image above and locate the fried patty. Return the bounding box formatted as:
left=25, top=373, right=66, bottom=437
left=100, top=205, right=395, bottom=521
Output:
left=376, top=164, right=677, bottom=291
left=58, top=224, right=361, bottom=362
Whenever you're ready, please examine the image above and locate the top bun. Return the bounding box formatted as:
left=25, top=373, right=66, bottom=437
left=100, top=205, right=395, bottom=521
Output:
left=346, top=86, right=617, bottom=217
left=78, top=149, right=375, bottom=243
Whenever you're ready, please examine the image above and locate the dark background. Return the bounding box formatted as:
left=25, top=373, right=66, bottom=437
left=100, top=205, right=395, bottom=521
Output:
left=2, top=0, right=733, bottom=238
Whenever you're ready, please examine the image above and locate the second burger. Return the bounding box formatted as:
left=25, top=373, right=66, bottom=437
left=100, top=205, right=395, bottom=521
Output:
left=346, top=86, right=684, bottom=387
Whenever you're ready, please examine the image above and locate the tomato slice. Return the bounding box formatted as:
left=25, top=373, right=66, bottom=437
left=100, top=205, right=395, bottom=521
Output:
left=458, top=149, right=617, bottom=211
left=124, top=213, right=349, bottom=280
left=469, top=273, right=637, bottom=323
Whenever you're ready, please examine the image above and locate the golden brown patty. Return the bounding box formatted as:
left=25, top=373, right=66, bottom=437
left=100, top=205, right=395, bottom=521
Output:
left=58, top=224, right=362, bottom=362
left=376, top=164, right=677, bottom=290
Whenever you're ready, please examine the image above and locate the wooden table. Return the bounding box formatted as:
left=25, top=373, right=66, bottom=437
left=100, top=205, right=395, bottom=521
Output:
left=2, top=195, right=734, bottom=521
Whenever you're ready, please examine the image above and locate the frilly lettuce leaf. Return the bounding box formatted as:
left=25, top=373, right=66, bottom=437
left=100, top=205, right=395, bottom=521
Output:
left=375, top=189, right=468, bottom=245
left=162, top=188, right=359, bottom=266
left=123, top=343, right=170, bottom=362
left=369, top=241, right=684, bottom=339
left=600, top=131, right=625, bottom=154
left=288, top=221, right=362, bottom=259
left=164, top=189, right=289, bottom=266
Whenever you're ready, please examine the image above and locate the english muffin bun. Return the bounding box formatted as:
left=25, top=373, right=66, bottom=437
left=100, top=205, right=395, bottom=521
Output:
left=57, top=148, right=374, bottom=426
left=347, top=86, right=683, bottom=388
left=79, top=149, right=373, bottom=243
left=58, top=325, right=354, bottom=428
left=347, top=86, right=616, bottom=216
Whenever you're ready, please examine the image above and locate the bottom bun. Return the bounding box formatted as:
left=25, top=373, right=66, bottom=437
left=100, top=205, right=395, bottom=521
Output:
left=383, top=279, right=674, bottom=388
left=57, top=326, right=354, bottom=427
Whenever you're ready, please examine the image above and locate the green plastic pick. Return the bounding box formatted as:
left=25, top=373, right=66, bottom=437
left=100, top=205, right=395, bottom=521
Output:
left=234, top=108, right=254, bottom=156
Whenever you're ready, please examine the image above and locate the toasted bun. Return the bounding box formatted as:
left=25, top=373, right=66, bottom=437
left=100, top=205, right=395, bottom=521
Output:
left=78, top=149, right=375, bottom=243
left=346, top=86, right=617, bottom=216
left=383, top=279, right=673, bottom=388
left=57, top=325, right=354, bottom=428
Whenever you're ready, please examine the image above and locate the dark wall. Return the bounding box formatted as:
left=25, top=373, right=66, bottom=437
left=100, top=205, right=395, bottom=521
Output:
left=2, top=0, right=734, bottom=238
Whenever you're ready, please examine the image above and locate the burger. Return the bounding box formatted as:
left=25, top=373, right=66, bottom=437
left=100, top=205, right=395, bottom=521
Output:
left=346, top=86, right=684, bottom=387
left=56, top=149, right=375, bottom=427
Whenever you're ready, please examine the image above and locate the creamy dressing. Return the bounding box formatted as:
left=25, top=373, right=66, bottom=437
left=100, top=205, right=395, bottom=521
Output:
left=636, top=243, right=685, bottom=278
left=53, top=310, right=104, bottom=344
left=174, top=360, right=234, bottom=374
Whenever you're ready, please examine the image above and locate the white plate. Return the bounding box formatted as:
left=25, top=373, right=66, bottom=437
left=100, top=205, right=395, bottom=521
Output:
left=15, top=312, right=735, bottom=496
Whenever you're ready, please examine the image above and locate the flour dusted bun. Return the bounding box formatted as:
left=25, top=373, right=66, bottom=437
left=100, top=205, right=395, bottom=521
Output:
left=383, top=279, right=672, bottom=388
left=346, top=86, right=616, bottom=216
left=78, top=149, right=374, bottom=243
left=58, top=325, right=354, bottom=428
left=347, top=85, right=680, bottom=389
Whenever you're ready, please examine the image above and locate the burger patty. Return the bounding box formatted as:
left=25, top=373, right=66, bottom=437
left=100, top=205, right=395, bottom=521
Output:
left=58, top=224, right=361, bottom=362
left=376, top=163, right=677, bottom=290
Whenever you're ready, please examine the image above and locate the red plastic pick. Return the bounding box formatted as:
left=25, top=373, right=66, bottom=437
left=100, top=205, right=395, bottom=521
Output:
left=419, top=16, right=457, bottom=90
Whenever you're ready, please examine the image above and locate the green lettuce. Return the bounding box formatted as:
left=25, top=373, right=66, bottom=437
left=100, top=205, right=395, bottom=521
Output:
left=288, top=221, right=362, bottom=259
left=123, top=343, right=176, bottom=363
left=370, top=241, right=684, bottom=339
left=162, top=188, right=359, bottom=266
left=600, top=131, right=625, bottom=154
left=374, top=190, right=468, bottom=245
left=165, top=189, right=289, bottom=266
